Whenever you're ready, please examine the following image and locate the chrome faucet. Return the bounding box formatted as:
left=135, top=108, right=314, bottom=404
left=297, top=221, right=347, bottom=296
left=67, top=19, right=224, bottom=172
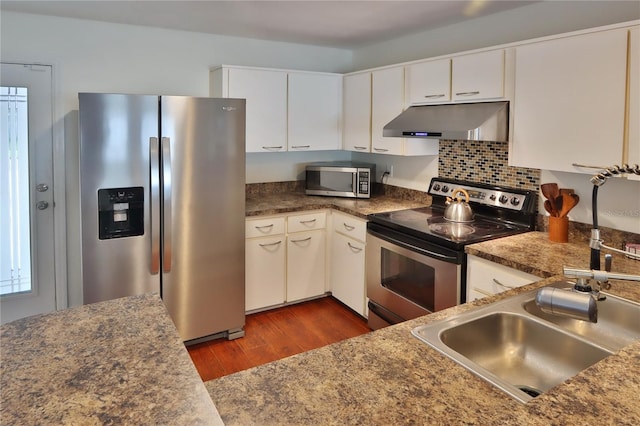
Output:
left=536, top=164, right=640, bottom=323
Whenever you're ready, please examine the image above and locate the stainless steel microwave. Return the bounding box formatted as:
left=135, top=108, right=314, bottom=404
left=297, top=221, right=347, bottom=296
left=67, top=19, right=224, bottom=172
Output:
left=305, top=162, right=376, bottom=198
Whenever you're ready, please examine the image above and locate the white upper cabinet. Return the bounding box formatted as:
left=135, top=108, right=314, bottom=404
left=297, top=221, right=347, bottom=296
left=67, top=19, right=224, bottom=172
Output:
left=371, top=67, right=405, bottom=156
left=343, top=72, right=372, bottom=152
left=452, top=49, right=505, bottom=101
left=628, top=27, right=639, bottom=180
left=405, top=59, right=451, bottom=105
left=211, top=66, right=341, bottom=153
left=211, top=67, right=287, bottom=153
left=510, top=28, right=629, bottom=173
left=371, top=66, right=439, bottom=156
left=288, top=72, right=342, bottom=151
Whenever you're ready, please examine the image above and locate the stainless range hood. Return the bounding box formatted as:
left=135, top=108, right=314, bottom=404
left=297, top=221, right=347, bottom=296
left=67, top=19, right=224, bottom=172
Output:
left=383, top=101, right=509, bottom=142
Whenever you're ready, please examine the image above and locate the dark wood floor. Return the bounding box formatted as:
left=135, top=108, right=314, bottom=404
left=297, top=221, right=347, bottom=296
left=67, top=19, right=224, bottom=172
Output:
left=187, top=296, right=371, bottom=382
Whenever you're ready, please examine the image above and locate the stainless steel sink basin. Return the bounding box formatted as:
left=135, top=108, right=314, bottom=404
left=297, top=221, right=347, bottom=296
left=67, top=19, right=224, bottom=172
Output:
left=411, top=284, right=639, bottom=403
left=523, top=282, right=640, bottom=351
left=437, top=312, right=611, bottom=401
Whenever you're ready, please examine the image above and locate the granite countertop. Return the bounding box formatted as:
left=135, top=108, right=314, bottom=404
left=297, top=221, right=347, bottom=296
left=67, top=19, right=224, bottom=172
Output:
left=0, top=293, right=223, bottom=425
left=206, top=231, right=640, bottom=425
left=246, top=191, right=429, bottom=219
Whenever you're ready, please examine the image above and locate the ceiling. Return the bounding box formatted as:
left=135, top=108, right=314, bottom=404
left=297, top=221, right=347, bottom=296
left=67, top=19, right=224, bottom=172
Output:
left=0, top=0, right=539, bottom=49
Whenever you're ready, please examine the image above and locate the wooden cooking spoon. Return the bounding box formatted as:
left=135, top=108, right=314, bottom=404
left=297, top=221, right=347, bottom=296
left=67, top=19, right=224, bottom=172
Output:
left=559, top=193, right=579, bottom=217
left=540, top=183, right=559, bottom=201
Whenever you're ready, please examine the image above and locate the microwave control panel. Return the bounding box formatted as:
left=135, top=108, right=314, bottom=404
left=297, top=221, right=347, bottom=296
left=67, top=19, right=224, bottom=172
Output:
left=358, top=170, right=370, bottom=195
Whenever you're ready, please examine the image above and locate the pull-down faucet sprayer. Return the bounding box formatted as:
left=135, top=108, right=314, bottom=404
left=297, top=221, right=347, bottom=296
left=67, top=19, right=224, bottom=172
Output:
left=535, top=164, right=640, bottom=323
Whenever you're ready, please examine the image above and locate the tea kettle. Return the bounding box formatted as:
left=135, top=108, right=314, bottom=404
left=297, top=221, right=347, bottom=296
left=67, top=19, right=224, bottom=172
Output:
left=444, top=188, right=475, bottom=222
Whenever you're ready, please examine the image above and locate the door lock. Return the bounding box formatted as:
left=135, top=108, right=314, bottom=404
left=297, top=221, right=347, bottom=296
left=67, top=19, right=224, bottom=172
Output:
left=36, top=201, right=49, bottom=210
left=36, top=183, right=49, bottom=192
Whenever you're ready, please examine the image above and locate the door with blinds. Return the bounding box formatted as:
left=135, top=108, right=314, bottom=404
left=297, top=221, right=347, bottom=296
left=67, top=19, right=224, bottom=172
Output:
left=1, top=63, right=56, bottom=324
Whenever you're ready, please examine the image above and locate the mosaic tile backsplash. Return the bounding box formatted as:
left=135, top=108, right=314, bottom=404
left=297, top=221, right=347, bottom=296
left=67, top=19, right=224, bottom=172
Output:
left=438, top=139, right=540, bottom=191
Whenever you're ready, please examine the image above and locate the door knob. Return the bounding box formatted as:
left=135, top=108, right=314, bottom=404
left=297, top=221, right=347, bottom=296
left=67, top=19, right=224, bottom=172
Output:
left=36, top=183, right=49, bottom=192
left=36, top=201, right=49, bottom=210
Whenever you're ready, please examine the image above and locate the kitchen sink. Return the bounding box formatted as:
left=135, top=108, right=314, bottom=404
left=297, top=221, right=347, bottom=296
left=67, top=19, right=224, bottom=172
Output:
left=437, top=312, right=611, bottom=401
left=522, top=282, right=640, bottom=351
left=410, top=284, right=640, bottom=403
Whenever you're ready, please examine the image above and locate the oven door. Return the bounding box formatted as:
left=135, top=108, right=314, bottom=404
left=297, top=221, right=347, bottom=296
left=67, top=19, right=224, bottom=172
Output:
left=366, top=227, right=462, bottom=329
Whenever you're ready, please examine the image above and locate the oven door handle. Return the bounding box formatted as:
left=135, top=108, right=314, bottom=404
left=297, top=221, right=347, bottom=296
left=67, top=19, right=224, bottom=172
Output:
left=368, top=301, right=405, bottom=326
left=368, top=229, right=459, bottom=262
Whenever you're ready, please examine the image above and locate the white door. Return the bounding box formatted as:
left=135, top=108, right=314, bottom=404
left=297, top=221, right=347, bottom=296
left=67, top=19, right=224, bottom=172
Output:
left=1, top=63, right=56, bottom=323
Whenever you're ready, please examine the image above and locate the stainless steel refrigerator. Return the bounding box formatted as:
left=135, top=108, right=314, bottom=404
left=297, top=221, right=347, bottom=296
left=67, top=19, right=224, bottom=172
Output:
left=79, top=93, right=246, bottom=342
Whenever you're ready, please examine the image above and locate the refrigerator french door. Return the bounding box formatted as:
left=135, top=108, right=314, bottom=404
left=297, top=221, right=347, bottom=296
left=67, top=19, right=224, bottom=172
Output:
left=79, top=93, right=246, bottom=342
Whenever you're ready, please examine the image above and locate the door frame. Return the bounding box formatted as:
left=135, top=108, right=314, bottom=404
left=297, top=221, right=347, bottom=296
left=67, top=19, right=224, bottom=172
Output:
left=2, top=61, right=68, bottom=313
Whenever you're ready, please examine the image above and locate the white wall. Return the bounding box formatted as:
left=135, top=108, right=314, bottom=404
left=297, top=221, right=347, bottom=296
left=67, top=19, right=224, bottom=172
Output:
left=1, top=11, right=352, bottom=307
left=351, top=1, right=640, bottom=70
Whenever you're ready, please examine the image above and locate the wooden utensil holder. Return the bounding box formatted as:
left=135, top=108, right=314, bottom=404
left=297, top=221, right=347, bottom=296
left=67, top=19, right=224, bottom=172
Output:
left=549, top=216, right=569, bottom=243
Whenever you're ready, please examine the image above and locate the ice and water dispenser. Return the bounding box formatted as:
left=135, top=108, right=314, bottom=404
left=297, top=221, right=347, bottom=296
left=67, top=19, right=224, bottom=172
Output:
left=97, top=187, right=144, bottom=239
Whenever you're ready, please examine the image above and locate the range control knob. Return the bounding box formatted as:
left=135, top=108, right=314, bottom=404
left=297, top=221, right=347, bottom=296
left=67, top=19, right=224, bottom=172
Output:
left=432, top=184, right=441, bottom=192
left=489, top=194, right=497, bottom=201
left=499, top=195, right=509, bottom=204
left=442, top=185, right=449, bottom=193
left=510, top=197, right=521, bottom=206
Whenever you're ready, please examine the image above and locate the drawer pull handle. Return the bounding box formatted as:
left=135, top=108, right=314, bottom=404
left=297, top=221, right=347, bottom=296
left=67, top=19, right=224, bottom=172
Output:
left=572, top=162, right=607, bottom=170
left=262, top=146, right=283, bottom=150
left=343, top=223, right=355, bottom=231
left=354, top=146, right=368, bottom=150
left=474, top=287, right=494, bottom=297
left=347, top=242, right=363, bottom=252
left=424, top=94, right=446, bottom=99
left=259, top=240, right=282, bottom=247
left=291, top=237, right=312, bottom=243
left=255, top=224, right=274, bottom=230
left=455, top=91, right=480, bottom=97
left=291, top=145, right=310, bottom=149
left=373, top=148, right=389, bottom=152
left=299, top=219, right=317, bottom=225
left=493, top=278, right=515, bottom=290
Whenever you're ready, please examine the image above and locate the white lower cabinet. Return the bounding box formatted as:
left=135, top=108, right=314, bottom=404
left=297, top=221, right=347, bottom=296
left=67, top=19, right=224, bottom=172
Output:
left=330, top=212, right=367, bottom=316
left=287, top=229, right=326, bottom=302
left=245, top=211, right=327, bottom=312
left=466, top=254, right=541, bottom=302
left=245, top=217, right=286, bottom=311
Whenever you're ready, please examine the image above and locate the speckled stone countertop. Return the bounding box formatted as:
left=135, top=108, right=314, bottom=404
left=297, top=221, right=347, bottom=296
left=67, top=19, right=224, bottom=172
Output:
left=246, top=190, right=429, bottom=219
left=206, top=230, right=640, bottom=425
left=0, top=293, right=223, bottom=425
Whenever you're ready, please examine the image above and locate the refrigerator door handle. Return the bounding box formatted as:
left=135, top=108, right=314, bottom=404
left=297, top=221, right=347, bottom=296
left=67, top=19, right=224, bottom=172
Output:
left=150, top=137, right=160, bottom=274
left=161, top=136, right=173, bottom=272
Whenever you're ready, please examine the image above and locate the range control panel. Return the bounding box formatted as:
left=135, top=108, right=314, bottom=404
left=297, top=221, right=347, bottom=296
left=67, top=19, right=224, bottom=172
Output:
left=428, top=179, right=528, bottom=211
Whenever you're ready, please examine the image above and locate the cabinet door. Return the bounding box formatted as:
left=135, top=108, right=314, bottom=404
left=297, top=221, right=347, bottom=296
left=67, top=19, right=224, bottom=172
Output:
left=287, top=230, right=326, bottom=302
left=405, top=59, right=451, bottom=105
left=628, top=27, right=639, bottom=180
left=452, top=50, right=504, bottom=101
left=466, top=255, right=540, bottom=302
left=343, top=73, right=372, bottom=152
left=371, top=67, right=404, bottom=156
left=245, top=236, right=286, bottom=312
left=330, top=232, right=366, bottom=316
left=511, top=29, right=628, bottom=173
left=228, top=68, right=287, bottom=153
left=288, top=72, right=341, bottom=151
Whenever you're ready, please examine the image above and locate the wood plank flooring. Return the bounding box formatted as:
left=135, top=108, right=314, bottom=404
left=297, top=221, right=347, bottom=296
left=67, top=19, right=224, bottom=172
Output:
left=187, top=296, right=371, bottom=382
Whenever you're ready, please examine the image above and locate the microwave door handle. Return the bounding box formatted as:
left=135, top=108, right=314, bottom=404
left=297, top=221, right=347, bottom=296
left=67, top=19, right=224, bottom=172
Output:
left=352, top=172, right=358, bottom=196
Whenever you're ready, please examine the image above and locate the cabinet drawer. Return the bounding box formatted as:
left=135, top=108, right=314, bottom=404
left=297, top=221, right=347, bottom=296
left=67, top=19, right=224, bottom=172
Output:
left=245, top=216, right=285, bottom=238
left=467, top=255, right=540, bottom=298
left=332, top=211, right=367, bottom=242
left=287, top=211, right=327, bottom=233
